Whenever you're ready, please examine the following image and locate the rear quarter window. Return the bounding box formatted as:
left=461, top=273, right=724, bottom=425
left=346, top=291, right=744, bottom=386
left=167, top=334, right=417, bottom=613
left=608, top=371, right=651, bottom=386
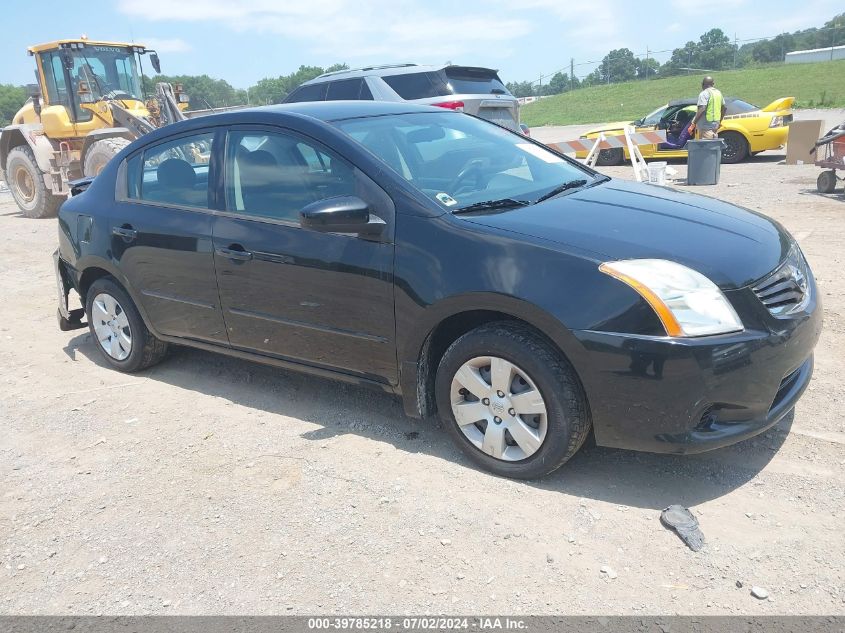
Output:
left=382, top=72, right=450, bottom=99
left=326, top=78, right=364, bottom=100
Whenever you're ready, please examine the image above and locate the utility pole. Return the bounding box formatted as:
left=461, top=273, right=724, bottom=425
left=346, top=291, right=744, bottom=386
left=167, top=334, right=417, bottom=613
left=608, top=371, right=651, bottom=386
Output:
left=645, top=47, right=650, bottom=80
left=733, top=34, right=737, bottom=69
left=570, top=58, right=574, bottom=91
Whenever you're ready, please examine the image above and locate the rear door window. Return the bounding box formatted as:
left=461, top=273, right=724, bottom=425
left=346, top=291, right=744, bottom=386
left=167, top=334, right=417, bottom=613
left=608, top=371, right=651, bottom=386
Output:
left=130, top=131, right=214, bottom=208
left=326, top=78, right=364, bottom=100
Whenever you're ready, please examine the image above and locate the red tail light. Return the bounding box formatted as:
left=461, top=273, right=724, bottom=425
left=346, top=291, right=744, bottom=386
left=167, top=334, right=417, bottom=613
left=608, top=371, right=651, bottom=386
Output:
left=432, top=101, right=465, bottom=111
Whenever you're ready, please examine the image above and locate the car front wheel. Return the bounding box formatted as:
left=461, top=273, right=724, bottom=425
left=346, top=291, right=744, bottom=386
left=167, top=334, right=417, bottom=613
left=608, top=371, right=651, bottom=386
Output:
left=435, top=322, right=590, bottom=479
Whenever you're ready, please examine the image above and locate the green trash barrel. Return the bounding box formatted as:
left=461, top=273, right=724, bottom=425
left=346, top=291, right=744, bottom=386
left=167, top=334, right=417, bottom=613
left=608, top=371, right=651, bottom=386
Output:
left=686, top=139, right=723, bottom=185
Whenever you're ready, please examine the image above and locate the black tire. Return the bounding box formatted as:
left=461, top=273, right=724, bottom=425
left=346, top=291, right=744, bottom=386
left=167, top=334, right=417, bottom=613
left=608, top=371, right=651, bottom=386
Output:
left=6, top=146, right=63, bottom=218
left=83, top=138, right=131, bottom=177
left=817, top=170, right=837, bottom=194
left=719, top=131, right=748, bottom=164
left=595, top=147, right=624, bottom=166
left=85, top=277, right=168, bottom=372
left=435, top=322, right=591, bottom=479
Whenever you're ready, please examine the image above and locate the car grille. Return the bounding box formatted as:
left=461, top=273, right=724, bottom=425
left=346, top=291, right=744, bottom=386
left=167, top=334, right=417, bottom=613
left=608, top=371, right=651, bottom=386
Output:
left=783, top=114, right=793, bottom=125
left=752, top=246, right=811, bottom=317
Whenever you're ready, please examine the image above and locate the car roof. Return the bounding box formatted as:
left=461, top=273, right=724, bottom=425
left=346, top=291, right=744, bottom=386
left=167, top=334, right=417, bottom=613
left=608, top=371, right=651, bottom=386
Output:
left=133, top=101, right=453, bottom=146
left=301, top=63, right=498, bottom=85
left=255, top=100, right=445, bottom=121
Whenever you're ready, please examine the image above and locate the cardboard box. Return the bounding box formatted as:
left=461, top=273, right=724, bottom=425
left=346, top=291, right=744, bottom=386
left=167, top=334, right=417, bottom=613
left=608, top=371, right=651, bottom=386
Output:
left=786, top=120, right=824, bottom=165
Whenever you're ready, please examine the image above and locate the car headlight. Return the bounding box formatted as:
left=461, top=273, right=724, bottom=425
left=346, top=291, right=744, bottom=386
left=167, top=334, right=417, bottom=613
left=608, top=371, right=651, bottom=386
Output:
left=599, top=259, right=743, bottom=337
left=769, top=116, right=784, bottom=128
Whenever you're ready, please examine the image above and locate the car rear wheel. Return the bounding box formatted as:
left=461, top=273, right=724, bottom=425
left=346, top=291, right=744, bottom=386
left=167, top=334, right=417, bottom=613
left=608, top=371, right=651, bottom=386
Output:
left=85, top=277, right=168, bottom=372
left=719, top=131, right=748, bottom=164
left=6, top=146, right=63, bottom=218
left=435, top=322, right=590, bottom=479
left=596, top=147, right=624, bottom=166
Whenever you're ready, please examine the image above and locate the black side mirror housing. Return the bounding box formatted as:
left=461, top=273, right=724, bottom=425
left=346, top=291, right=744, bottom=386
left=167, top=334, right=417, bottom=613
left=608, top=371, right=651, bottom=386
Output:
left=300, top=196, right=385, bottom=236
left=149, top=52, right=161, bottom=74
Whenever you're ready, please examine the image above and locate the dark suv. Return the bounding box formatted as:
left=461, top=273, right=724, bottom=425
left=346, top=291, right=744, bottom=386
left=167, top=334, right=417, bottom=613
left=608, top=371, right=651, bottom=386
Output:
left=54, top=102, right=821, bottom=479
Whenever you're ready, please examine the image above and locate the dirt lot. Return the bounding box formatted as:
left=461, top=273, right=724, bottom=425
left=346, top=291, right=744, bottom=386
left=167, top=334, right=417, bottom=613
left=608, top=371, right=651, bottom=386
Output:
left=1, top=139, right=844, bottom=615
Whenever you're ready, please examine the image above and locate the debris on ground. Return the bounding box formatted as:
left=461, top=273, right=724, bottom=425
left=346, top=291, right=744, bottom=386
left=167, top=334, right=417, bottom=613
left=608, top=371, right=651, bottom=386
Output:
left=751, top=586, right=769, bottom=600
left=660, top=505, right=705, bottom=551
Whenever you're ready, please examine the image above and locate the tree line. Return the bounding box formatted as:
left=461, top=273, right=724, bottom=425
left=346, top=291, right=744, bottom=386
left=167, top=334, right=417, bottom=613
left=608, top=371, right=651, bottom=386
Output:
left=506, top=13, right=844, bottom=97
left=1, top=12, right=842, bottom=124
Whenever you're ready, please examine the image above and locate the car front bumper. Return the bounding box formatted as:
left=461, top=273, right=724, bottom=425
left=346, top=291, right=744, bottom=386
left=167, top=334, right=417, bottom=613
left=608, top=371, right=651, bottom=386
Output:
left=571, top=287, right=822, bottom=454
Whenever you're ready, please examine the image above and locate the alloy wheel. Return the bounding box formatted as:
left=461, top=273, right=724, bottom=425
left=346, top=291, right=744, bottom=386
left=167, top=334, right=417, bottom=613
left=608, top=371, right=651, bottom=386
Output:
left=91, top=293, right=132, bottom=361
left=449, top=356, right=548, bottom=461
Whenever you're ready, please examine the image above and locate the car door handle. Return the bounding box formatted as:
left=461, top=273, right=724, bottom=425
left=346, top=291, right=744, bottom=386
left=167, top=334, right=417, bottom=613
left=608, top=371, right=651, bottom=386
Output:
left=216, top=246, right=253, bottom=261
left=112, top=225, right=137, bottom=241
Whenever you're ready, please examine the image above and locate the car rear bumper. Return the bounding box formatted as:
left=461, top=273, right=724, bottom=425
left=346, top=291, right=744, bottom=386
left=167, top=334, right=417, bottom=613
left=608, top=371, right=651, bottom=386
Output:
left=571, top=291, right=822, bottom=454
left=54, top=250, right=86, bottom=331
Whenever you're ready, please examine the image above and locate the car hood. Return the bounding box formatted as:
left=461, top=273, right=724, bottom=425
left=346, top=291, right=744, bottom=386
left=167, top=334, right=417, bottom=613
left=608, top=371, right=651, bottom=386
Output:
left=463, top=179, right=791, bottom=290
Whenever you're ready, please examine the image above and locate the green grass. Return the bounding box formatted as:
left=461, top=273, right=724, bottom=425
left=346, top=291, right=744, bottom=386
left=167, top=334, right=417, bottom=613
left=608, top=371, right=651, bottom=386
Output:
left=521, top=60, right=845, bottom=127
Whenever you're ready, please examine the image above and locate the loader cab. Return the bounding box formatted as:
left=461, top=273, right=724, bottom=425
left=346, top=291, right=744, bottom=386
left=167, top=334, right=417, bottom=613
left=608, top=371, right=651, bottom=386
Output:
left=31, top=40, right=149, bottom=125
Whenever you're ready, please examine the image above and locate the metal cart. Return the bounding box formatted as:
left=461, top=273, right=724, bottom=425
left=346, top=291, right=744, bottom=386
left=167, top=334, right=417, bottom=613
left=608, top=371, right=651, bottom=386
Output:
left=813, top=123, right=845, bottom=194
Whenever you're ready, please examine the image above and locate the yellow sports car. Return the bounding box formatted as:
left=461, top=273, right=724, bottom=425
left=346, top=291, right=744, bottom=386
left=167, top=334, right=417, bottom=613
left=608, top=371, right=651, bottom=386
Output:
left=576, top=97, right=794, bottom=165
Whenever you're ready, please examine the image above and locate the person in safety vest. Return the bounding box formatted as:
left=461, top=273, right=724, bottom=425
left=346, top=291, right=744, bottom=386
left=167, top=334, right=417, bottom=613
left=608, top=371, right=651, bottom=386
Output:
left=690, top=76, right=726, bottom=140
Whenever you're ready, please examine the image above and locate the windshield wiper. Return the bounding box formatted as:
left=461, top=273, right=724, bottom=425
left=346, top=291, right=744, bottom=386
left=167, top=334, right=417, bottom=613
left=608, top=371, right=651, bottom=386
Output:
left=534, top=179, right=588, bottom=204
left=453, top=198, right=530, bottom=214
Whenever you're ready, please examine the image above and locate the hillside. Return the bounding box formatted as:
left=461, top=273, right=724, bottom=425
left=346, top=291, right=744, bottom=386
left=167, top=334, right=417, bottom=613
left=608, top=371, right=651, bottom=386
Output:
left=521, top=60, right=845, bottom=127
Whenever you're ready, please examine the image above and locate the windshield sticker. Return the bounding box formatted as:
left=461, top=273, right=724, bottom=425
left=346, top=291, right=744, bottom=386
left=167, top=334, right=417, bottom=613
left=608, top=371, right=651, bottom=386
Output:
left=516, top=143, right=564, bottom=163
left=436, top=193, right=458, bottom=207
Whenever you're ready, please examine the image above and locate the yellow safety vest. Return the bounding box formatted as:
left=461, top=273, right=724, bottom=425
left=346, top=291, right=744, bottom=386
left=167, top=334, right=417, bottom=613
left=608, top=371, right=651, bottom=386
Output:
left=705, top=88, right=723, bottom=123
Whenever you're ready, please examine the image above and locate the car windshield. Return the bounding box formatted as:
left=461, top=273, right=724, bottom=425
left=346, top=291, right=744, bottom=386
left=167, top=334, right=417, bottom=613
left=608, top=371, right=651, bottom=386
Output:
left=640, top=105, right=668, bottom=126
left=40, top=45, right=143, bottom=103
left=334, top=112, right=595, bottom=209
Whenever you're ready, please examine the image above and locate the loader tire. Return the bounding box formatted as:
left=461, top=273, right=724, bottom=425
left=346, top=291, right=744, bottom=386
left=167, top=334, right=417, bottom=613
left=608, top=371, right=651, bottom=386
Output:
left=83, top=138, right=131, bottom=177
left=6, top=146, right=63, bottom=219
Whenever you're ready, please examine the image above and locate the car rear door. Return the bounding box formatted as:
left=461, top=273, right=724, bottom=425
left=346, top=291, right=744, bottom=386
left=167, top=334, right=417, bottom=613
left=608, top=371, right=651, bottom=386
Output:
left=211, top=126, right=397, bottom=384
left=112, top=129, right=228, bottom=344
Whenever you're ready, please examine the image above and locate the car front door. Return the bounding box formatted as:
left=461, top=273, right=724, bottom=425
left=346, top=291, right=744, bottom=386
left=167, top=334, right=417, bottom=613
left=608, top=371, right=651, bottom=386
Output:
left=212, top=126, right=397, bottom=384
left=112, top=129, right=228, bottom=344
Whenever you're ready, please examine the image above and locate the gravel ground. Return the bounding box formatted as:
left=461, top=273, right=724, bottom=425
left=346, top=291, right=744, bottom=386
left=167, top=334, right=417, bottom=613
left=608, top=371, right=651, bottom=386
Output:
left=0, top=136, right=844, bottom=616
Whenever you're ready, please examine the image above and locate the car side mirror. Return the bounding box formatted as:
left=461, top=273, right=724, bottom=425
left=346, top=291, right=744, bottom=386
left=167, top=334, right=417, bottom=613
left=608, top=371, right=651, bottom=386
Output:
left=300, top=196, right=386, bottom=237
left=150, top=52, right=161, bottom=74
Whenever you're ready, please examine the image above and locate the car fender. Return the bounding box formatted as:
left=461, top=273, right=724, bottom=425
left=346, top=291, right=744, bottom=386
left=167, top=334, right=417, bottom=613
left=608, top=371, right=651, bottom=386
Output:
left=72, top=254, right=159, bottom=336
left=397, top=291, right=594, bottom=419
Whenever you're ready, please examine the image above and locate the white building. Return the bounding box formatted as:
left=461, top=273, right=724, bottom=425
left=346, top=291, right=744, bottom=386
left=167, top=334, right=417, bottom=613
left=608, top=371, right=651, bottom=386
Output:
left=785, top=45, right=845, bottom=64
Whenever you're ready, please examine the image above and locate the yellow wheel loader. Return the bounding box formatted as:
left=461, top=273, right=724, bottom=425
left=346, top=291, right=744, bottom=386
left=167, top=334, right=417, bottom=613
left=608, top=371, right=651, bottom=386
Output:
left=0, top=37, right=189, bottom=218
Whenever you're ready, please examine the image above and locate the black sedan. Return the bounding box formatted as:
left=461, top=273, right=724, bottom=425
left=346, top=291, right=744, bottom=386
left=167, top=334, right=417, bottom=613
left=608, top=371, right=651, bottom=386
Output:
left=54, top=101, right=821, bottom=479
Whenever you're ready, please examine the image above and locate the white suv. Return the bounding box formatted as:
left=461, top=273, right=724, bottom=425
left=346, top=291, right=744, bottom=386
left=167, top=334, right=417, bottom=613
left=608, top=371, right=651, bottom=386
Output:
left=284, top=64, right=520, bottom=131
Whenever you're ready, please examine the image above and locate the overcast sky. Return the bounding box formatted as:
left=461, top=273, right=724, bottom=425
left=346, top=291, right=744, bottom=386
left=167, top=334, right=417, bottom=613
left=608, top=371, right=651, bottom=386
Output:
left=1, top=0, right=841, bottom=88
